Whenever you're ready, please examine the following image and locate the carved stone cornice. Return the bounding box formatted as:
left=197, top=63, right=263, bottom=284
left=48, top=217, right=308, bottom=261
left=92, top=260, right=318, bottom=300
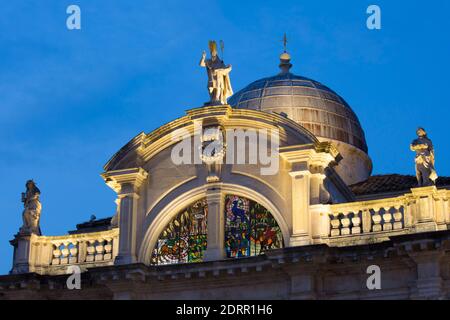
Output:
left=280, top=144, right=338, bottom=174
left=101, top=168, right=149, bottom=194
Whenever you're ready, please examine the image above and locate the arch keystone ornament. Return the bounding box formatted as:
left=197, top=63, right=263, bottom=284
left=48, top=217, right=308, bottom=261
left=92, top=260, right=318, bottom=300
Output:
left=102, top=168, right=149, bottom=265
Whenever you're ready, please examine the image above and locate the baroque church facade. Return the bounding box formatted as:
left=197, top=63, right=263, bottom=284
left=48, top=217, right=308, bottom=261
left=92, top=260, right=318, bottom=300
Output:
left=1, top=46, right=450, bottom=300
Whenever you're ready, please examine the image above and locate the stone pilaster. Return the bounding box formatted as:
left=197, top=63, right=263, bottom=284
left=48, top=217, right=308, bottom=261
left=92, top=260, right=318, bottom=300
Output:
left=288, top=270, right=319, bottom=300
left=408, top=246, right=444, bottom=300
left=204, top=184, right=225, bottom=261
left=102, top=168, right=148, bottom=265
left=280, top=145, right=338, bottom=247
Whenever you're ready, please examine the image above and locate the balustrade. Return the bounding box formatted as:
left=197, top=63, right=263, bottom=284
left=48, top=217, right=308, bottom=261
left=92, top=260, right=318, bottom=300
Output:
left=27, top=229, right=119, bottom=273
left=329, top=201, right=407, bottom=237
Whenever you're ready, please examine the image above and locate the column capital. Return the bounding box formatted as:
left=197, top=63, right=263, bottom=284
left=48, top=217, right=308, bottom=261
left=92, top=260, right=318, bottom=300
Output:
left=102, top=167, right=149, bottom=194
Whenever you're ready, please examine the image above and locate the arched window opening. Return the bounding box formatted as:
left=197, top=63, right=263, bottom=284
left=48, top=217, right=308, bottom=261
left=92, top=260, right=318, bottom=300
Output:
left=151, top=199, right=208, bottom=265
left=224, top=195, right=283, bottom=258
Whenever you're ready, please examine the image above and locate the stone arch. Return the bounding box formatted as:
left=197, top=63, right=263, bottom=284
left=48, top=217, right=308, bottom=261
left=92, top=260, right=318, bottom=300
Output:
left=138, top=183, right=289, bottom=265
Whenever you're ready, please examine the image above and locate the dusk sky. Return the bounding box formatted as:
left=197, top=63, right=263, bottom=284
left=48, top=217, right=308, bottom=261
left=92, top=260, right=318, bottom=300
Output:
left=1, top=1, right=450, bottom=274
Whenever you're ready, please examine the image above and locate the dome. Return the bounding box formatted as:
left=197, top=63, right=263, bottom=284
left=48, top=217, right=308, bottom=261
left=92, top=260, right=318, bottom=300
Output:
left=229, top=53, right=372, bottom=185
left=229, top=72, right=368, bottom=154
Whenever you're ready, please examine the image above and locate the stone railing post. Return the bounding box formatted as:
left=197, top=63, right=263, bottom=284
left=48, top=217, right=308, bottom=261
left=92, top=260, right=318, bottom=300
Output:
left=362, top=208, right=372, bottom=233
left=435, top=190, right=449, bottom=230
left=102, top=168, right=148, bottom=265
left=410, top=186, right=438, bottom=232
left=78, top=240, right=87, bottom=264
left=10, top=234, right=36, bottom=274
left=310, top=204, right=331, bottom=241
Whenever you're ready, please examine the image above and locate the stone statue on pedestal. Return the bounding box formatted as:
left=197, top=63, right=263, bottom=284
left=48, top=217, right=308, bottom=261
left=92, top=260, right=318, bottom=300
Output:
left=410, top=128, right=438, bottom=187
left=20, top=180, right=42, bottom=235
left=199, top=40, right=233, bottom=105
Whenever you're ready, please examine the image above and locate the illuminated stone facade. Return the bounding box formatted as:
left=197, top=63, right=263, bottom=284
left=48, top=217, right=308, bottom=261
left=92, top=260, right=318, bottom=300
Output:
left=1, top=53, right=450, bottom=300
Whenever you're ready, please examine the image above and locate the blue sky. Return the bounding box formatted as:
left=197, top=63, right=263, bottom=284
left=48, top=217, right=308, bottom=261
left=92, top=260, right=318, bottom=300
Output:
left=1, top=1, right=450, bottom=274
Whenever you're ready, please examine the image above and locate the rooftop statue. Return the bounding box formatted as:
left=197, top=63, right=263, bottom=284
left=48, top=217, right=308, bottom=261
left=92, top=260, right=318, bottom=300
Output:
left=20, top=180, right=42, bottom=235
left=199, top=40, right=233, bottom=105
left=410, top=128, right=438, bottom=187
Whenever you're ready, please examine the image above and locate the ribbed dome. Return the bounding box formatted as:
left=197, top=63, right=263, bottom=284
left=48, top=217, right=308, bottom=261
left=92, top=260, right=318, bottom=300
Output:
left=229, top=72, right=368, bottom=154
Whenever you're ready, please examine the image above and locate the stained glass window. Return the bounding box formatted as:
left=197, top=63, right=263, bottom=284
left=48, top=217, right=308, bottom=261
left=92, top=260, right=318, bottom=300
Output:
left=151, top=199, right=208, bottom=265
left=224, top=195, right=283, bottom=258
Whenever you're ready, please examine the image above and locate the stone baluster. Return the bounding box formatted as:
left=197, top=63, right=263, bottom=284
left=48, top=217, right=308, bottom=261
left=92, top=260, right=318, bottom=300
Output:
left=104, top=238, right=113, bottom=261
left=372, top=207, right=382, bottom=232
left=95, top=240, right=105, bottom=261
left=69, top=242, right=78, bottom=264
left=340, top=213, right=351, bottom=236
left=382, top=207, right=393, bottom=231
left=60, top=242, right=69, bottom=265
left=351, top=212, right=362, bottom=234
left=86, top=240, right=96, bottom=262
left=393, top=205, right=403, bottom=230
left=52, top=243, right=62, bottom=265
left=330, top=213, right=341, bottom=237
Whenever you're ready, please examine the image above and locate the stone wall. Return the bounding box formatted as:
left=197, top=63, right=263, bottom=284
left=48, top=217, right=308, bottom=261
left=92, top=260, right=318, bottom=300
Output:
left=2, top=230, right=449, bottom=300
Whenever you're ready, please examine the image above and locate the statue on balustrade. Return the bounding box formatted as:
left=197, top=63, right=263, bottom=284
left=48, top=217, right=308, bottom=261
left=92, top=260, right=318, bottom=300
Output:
left=20, top=180, right=42, bottom=235
left=410, top=128, right=438, bottom=187
left=199, top=40, right=233, bottom=105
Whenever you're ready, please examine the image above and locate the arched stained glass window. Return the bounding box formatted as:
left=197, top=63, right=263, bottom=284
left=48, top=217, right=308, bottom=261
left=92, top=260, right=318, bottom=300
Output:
left=224, top=195, right=283, bottom=258
left=151, top=199, right=208, bottom=265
